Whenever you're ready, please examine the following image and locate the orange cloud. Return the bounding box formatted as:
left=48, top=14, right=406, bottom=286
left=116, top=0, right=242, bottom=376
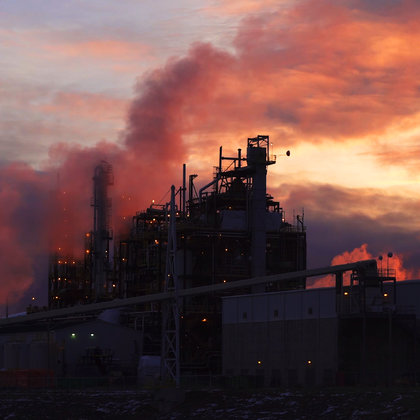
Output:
left=43, top=39, right=151, bottom=61
left=203, top=0, right=287, bottom=16
left=372, top=136, right=420, bottom=173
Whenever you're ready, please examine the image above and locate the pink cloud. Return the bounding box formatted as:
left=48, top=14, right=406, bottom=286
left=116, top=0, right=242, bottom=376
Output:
left=3, top=0, right=420, bottom=309
left=43, top=39, right=151, bottom=61
left=40, top=91, right=129, bottom=121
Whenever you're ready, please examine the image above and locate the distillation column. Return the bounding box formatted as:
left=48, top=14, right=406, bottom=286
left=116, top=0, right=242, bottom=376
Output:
left=92, top=161, right=113, bottom=300
left=247, top=136, right=269, bottom=284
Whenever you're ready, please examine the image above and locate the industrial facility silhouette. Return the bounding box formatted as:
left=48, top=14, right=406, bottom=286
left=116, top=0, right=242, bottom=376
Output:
left=0, top=135, right=418, bottom=388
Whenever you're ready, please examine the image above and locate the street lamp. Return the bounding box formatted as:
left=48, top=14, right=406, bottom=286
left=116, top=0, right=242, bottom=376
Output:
left=387, top=252, right=393, bottom=277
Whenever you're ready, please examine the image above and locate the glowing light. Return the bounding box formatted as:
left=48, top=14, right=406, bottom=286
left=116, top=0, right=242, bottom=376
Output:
left=112, top=284, right=116, bottom=288
left=71, top=333, right=76, bottom=338
left=223, top=280, right=227, bottom=283
left=225, top=248, right=228, bottom=252
left=85, top=233, right=90, bottom=237
left=90, top=333, right=95, bottom=337
left=154, top=240, right=159, bottom=245
left=85, top=249, right=90, bottom=254
left=31, top=297, right=35, bottom=301
left=384, top=293, right=388, bottom=297
left=307, top=360, right=312, bottom=365
left=257, top=360, right=262, bottom=365
left=201, top=318, right=207, bottom=322
left=344, top=291, right=349, bottom=296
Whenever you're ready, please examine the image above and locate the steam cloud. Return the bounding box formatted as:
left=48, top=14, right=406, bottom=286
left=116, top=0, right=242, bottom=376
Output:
left=309, top=243, right=420, bottom=288
left=2, top=0, right=420, bottom=311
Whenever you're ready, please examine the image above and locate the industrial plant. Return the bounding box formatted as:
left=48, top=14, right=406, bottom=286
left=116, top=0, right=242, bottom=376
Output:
left=0, top=135, right=419, bottom=388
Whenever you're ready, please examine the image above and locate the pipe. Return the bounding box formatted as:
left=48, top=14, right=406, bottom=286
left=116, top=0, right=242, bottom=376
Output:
left=0, top=260, right=378, bottom=326
left=182, top=164, right=186, bottom=216
left=199, top=174, right=221, bottom=204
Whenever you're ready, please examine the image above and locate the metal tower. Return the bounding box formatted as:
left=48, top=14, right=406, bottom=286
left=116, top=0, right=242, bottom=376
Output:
left=247, top=135, right=275, bottom=283
left=92, top=161, right=114, bottom=300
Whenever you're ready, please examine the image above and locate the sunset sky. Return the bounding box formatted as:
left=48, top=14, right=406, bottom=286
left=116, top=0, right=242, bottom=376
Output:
left=1, top=0, right=420, bottom=310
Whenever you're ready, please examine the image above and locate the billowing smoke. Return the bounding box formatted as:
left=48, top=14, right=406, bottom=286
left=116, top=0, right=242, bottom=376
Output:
left=0, top=43, right=232, bottom=312
left=2, top=0, right=420, bottom=311
left=309, top=244, right=420, bottom=288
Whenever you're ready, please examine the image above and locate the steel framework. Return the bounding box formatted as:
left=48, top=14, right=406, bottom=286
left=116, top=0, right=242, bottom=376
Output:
left=161, top=185, right=180, bottom=386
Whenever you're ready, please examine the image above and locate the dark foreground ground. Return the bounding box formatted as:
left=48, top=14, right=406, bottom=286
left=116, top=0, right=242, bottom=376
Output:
left=0, top=387, right=419, bottom=419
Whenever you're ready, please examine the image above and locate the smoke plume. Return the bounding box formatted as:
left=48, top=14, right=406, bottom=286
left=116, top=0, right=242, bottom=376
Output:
left=2, top=0, right=420, bottom=311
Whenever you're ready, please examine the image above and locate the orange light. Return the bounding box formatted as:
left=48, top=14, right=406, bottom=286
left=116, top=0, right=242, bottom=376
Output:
left=344, top=291, right=349, bottom=296
left=85, top=249, right=90, bottom=254
left=257, top=360, right=262, bottom=365
left=85, top=232, right=90, bottom=237
left=112, top=284, right=116, bottom=288
left=201, top=318, right=207, bottom=322
left=225, top=248, right=228, bottom=252
left=223, top=280, right=227, bottom=283
left=31, top=297, right=35, bottom=301
left=307, top=360, right=312, bottom=365
left=384, top=293, right=388, bottom=297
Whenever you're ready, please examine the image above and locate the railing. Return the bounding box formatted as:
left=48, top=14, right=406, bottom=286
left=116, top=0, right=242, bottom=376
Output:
left=377, top=268, right=397, bottom=279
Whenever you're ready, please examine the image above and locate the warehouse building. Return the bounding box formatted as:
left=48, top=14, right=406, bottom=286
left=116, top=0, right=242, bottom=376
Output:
left=223, top=280, right=420, bottom=386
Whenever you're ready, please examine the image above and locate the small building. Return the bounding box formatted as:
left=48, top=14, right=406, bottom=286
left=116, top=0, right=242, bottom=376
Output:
left=0, top=317, right=142, bottom=379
